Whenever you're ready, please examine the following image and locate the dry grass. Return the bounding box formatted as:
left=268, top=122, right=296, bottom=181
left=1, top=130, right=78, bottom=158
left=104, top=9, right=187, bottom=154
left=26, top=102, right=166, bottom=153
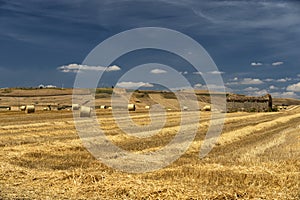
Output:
left=0, top=106, right=300, bottom=199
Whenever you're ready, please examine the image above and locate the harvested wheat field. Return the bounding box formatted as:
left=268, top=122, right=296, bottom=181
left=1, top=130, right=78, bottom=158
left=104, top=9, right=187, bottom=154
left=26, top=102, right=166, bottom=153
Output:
left=0, top=106, right=300, bottom=199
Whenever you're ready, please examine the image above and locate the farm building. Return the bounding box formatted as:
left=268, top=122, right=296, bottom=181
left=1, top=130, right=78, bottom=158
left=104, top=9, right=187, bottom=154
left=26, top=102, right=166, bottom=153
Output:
left=226, top=94, right=272, bottom=112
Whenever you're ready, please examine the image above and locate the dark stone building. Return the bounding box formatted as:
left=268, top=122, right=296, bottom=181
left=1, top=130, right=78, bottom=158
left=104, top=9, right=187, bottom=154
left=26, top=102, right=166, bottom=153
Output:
left=226, top=94, right=272, bottom=112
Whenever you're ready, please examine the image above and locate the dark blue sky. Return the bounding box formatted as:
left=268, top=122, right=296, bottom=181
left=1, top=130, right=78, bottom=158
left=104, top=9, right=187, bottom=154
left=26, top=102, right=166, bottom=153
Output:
left=0, top=0, right=299, bottom=98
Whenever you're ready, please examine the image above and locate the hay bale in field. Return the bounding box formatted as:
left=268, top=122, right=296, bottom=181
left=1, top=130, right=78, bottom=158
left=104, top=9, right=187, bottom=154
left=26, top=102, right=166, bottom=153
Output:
left=20, top=106, right=26, bottom=111
left=107, top=106, right=112, bottom=110
left=183, top=106, right=188, bottom=111
left=72, top=104, right=80, bottom=110
left=0, top=106, right=10, bottom=111
left=80, top=106, right=91, bottom=117
left=10, top=106, right=20, bottom=111
left=145, top=105, right=150, bottom=109
left=100, top=105, right=107, bottom=109
left=128, top=104, right=136, bottom=111
left=203, top=105, right=211, bottom=111
left=25, top=105, right=35, bottom=113
left=43, top=107, right=50, bottom=111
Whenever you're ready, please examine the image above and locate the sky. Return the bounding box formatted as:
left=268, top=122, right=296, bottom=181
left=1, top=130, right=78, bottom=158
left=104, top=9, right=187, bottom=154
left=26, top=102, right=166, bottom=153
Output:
left=0, top=0, right=300, bottom=98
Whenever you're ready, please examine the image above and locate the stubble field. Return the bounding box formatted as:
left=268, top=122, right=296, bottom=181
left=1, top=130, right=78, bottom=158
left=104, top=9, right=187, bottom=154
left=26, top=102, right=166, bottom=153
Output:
left=0, top=106, right=299, bottom=199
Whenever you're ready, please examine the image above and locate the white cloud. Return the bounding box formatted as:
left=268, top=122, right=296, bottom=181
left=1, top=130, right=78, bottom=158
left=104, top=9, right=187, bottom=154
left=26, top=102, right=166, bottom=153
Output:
left=269, top=85, right=278, bottom=90
left=286, top=82, right=300, bottom=92
left=251, top=62, right=263, bottom=66
left=57, top=64, right=121, bottom=73
left=179, top=71, right=188, bottom=75
left=270, top=91, right=299, bottom=98
left=272, top=61, right=284, bottom=66
left=233, top=77, right=238, bottom=81
left=246, top=89, right=268, bottom=96
left=225, top=82, right=238, bottom=86
left=193, top=83, right=226, bottom=92
left=106, top=65, right=121, bottom=71
left=264, top=78, right=274, bottom=82
left=240, top=78, right=264, bottom=85
left=150, top=69, right=167, bottom=74
left=193, top=71, right=203, bottom=75
left=276, top=79, right=285, bottom=83
left=298, top=74, right=300, bottom=77
left=276, top=77, right=292, bottom=82
left=244, top=87, right=259, bottom=91
left=194, top=83, right=203, bottom=88
left=206, top=84, right=226, bottom=92
left=207, top=70, right=224, bottom=74
left=116, top=81, right=154, bottom=89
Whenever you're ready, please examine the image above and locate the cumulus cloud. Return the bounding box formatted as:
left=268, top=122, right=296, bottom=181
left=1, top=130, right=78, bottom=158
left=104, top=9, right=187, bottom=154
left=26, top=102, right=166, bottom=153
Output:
left=270, top=91, right=299, bottom=98
left=276, top=79, right=286, bottom=82
left=286, top=82, right=300, bottom=92
left=205, top=84, right=226, bottom=92
left=116, top=81, right=154, bottom=89
left=226, top=77, right=239, bottom=85
left=225, top=82, right=238, bottom=86
left=252, top=89, right=269, bottom=96
left=269, top=85, right=278, bottom=90
left=193, top=83, right=226, bottom=92
left=193, top=83, right=203, bottom=88
left=227, top=77, right=264, bottom=86
left=264, top=78, right=274, bottom=82
left=243, top=87, right=259, bottom=91
left=251, top=62, right=263, bottom=66
left=106, top=65, right=121, bottom=71
left=150, top=69, right=167, bottom=74
left=246, top=89, right=269, bottom=96
left=272, top=61, right=284, bottom=66
left=57, top=64, right=121, bottom=73
left=240, top=78, right=264, bottom=85
left=276, top=77, right=292, bottom=82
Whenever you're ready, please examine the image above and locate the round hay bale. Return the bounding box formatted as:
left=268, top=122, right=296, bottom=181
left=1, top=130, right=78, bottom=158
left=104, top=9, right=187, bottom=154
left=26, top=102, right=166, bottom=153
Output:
left=20, top=106, right=26, bottom=111
left=80, top=106, right=91, bottom=117
left=100, top=105, right=107, bottom=109
left=128, top=104, right=136, bottom=111
left=107, top=106, right=112, bottom=110
left=72, top=104, right=80, bottom=110
left=203, top=105, right=211, bottom=111
left=25, top=105, right=35, bottom=113
left=145, top=105, right=150, bottom=109
left=43, top=107, right=50, bottom=111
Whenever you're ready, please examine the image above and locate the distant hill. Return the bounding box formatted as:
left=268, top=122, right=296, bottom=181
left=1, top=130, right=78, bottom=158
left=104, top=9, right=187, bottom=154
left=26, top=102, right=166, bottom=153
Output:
left=1, top=88, right=299, bottom=107
left=0, top=88, right=72, bottom=97
left=273, top=98, right=300, bottom=106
